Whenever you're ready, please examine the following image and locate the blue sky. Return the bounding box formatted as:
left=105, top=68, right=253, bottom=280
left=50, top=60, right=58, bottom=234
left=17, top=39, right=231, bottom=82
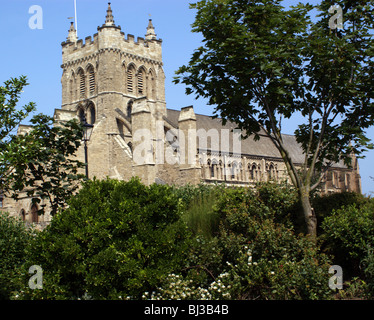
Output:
left=0, top=0, right=373, bottom=195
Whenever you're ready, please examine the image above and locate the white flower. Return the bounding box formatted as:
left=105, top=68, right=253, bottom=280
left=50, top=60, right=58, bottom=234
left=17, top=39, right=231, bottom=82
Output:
left=270, top=271, right=275, bottom=275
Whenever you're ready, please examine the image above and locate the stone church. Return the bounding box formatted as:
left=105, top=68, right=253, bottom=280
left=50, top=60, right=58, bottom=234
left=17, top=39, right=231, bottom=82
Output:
left=1, top=3, right=361, bottom=226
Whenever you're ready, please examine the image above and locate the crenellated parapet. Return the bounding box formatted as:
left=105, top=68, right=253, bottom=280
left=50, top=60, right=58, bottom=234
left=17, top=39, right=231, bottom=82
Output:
left=61, top=2, right=162, bottom=67
left=62, top=30, right=162, bottom=62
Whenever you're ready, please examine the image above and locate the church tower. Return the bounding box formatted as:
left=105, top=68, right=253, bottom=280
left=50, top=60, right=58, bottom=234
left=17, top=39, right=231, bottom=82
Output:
left=58, top=3, right=166, bottom=183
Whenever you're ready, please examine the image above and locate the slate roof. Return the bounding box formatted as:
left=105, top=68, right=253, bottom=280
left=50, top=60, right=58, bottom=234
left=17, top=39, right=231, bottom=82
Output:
left=166, top=108, right=347, bottom=168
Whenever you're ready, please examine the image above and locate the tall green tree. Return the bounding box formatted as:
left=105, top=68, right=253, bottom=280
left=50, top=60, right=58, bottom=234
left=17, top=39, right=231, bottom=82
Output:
left=0, top=76, right=85, bottom=216
left=174, top=0, right=374, bottom=238
left=0, top=76, right=36, bottom=164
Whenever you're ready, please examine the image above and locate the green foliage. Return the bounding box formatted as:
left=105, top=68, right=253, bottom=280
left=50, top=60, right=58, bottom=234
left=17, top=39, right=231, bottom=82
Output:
left=181, top=187, right=221, bottom=239
left=321, top=200, right=374, bottom=278
left=332, top=276, right=370, bottom=300
left=172, top=183, right=223, bottom=207
left=183, top=235, right=223, bottom=287
left=6, top=178, right=372, bottom=300
left=17, top=178, right=190, bottom=300
left=0, top=212, right=34, bottom=300
left=147, top=183, right=332, bottom=300
left=0, top=76, right=36, bottom=185
left=0, top=76, right=85, bottom=216
left=313, top=191, right=369, bottom=231
left=175, top=0, right=374, bottom=237
left=213, top=183, right=300, bottom=233
left=175, top=0, right=374, bottom=166
left=212, top=186, right=332, bottom=299
left=223, top=242, right=331, bottom=300
left=362, top=245, right=374, bottom=296
left=4, top=114, right=85, bottom=216
left=0, top=76, right=36, bottom=143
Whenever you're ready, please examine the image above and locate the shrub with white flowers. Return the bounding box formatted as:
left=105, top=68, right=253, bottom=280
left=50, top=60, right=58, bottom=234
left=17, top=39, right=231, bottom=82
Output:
left=140, top=272, right=233, bottom=300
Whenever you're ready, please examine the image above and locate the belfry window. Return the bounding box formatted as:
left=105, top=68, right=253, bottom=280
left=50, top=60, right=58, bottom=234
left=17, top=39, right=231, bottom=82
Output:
left=78, top=69, right=86, bottom=98
left=70, top=72, right=76, bottom=101
left=127, top=66, right=135, bottom=93
left=88, top=66, right=95, bottom=95
left=138, top=70, right=144, bottom=95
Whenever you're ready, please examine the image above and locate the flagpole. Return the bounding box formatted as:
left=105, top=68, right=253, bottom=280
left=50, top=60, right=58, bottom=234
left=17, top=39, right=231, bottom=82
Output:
left=74, top=0, right=78, bottom=38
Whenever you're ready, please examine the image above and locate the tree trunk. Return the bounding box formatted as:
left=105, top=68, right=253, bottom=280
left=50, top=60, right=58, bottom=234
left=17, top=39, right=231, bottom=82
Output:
left=299, top=188, right=317, bottom=240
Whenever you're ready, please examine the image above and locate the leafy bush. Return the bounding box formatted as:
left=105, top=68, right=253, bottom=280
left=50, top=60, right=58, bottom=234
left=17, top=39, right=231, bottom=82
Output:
left=11, top=180, right=364, bottom=300
left=146, top=184, right=332, bottom=300
left=312, top=192, right=368, bottom=231
left=16, top=178, right=191, bottom=300
left=256, top=182, right=301, bottom=228
left=0, top=212, right=34, bottom=300
left=172, top=183, right=224, bottom=207
left=321, top=201, right=374, bottom=278
left=216, top=186, right=332, bottom=299
left=145, top=272, right=232, bottom=300
left=362, top=245, right=374, bottom=297
left=332, top=277, right=370, bottom=300
left=218, top=220, right=331, bottom=299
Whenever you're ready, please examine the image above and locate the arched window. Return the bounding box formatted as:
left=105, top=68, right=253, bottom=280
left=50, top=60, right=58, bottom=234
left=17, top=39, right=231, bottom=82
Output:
left=345, top=173, right=351, bottom=190
left=238, top=163, right=243, bottom=181
left=257, top=165, right=261, bottom=182
left=31, top=204, right=38, bottom=223
left=127, top=65, right=136, bottom=93
left=249, top=163, right=257, bottom=180
left=268, top=164, right=275, bottom=181
left=87, top=102, right=96, bottom=125
left=232, top=162, right=237, bottom=180
left=77, top=68, right=86, bottom=98
left=137, top=68, right=146, bottom=95
left=218, top=160, right=223, bottom=180
left=226, top=163, right=231, bottom=180
left=87, top=65, right=96, bottom=95
left=70, top=72, right=76, bottom=102
left=77, top=105, right=85, bottom=123
left=210, top=160, right=218, bottom=178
